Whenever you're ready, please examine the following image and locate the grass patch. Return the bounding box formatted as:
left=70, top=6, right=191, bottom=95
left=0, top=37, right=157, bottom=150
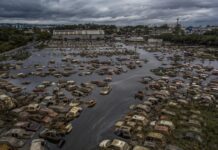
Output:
left=11, top=51, right=31, bottom=61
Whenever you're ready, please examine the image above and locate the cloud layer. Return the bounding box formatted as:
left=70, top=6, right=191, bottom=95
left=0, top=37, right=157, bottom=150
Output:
left=0, top=0, right=217, bottom=25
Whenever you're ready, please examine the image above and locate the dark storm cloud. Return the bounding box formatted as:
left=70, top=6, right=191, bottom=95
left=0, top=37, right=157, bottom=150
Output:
left=0, top=0, right=217, bottom=25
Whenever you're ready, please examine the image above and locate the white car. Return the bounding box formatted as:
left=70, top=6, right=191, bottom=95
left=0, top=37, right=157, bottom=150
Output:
left=100, top=86, right=112, bottom=95
left=99, top=139, right=130, bottom=150
left=30, top=139, right=47, bottom=150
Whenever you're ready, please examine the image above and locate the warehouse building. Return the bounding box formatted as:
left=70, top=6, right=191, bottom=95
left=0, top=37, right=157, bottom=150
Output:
left=52, top=30, right=105, bottom=40
left=147, top=38, right=163, bottom=47
left=126, top=37, right=144, bottom=42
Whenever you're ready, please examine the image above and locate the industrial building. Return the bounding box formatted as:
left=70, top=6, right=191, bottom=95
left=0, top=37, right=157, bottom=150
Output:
left=147, top=38, right=163, bottom=47
left=126, top=37, right=144, bottom=42
left=52, top=30, right=105, bottom=40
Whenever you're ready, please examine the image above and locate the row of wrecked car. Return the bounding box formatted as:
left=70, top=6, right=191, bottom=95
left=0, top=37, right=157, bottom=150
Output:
left=0, top=50, right=144, bottom=81
left=99, top=45, right=218, bottom=150
left=0, top=43, right=146, bottom=149
left=0, top=77, right=111, bottom=149
left=99, top=75, right=215, bottom=149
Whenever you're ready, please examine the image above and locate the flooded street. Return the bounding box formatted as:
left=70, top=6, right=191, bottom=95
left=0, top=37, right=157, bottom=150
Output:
left=59, top=49, right=160, bottom=150
left=2, top=43, right=160, bottom=149
left=1, top=42, right=218, bottom=150
left=0, top=1, right=218, bottom=149
left=16, top=45, right=160, bottom=150
left=52, top=48, right=218, bottom=150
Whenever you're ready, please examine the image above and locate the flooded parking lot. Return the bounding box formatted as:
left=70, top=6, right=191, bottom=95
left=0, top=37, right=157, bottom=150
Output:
left=0, top=41, right=218, bottom=150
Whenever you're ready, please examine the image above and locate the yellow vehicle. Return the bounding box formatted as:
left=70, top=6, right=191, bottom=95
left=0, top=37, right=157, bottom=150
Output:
left=133, top=145, right=150, bottom=150
left=145, top=132, right=166, bottom=146
left=158, top=120, right=175, bottom=130
left=66, top=107, right=82, bottom=118
left=99, top=139, right=130, bottom=150
left=26, top=104, right=40, bottom=113
left=53, top=122, right=73, bottom=135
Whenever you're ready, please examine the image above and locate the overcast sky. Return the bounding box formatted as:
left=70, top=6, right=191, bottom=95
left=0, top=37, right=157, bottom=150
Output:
left=0, top=0, right=217, bottom=26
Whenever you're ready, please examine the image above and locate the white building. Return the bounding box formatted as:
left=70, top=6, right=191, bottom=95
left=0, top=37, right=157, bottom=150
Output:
left=114, top=37, right=122, bottom=41
left=149, top=28, right=173, bottom=36
left=148, top=38, right=163, bottom=46
left=24, top=29, right=34, bottom=34
left=53, top=30, right=105, bottom=40
left=126, top=37, right=144, bottom=42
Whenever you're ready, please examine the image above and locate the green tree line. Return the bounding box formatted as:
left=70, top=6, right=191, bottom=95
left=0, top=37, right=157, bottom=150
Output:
left=34, top=28, right=52, bottom=41
left=158, top=29, right=218, bottom=47
left=0, top=28, right=33, bottom=53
